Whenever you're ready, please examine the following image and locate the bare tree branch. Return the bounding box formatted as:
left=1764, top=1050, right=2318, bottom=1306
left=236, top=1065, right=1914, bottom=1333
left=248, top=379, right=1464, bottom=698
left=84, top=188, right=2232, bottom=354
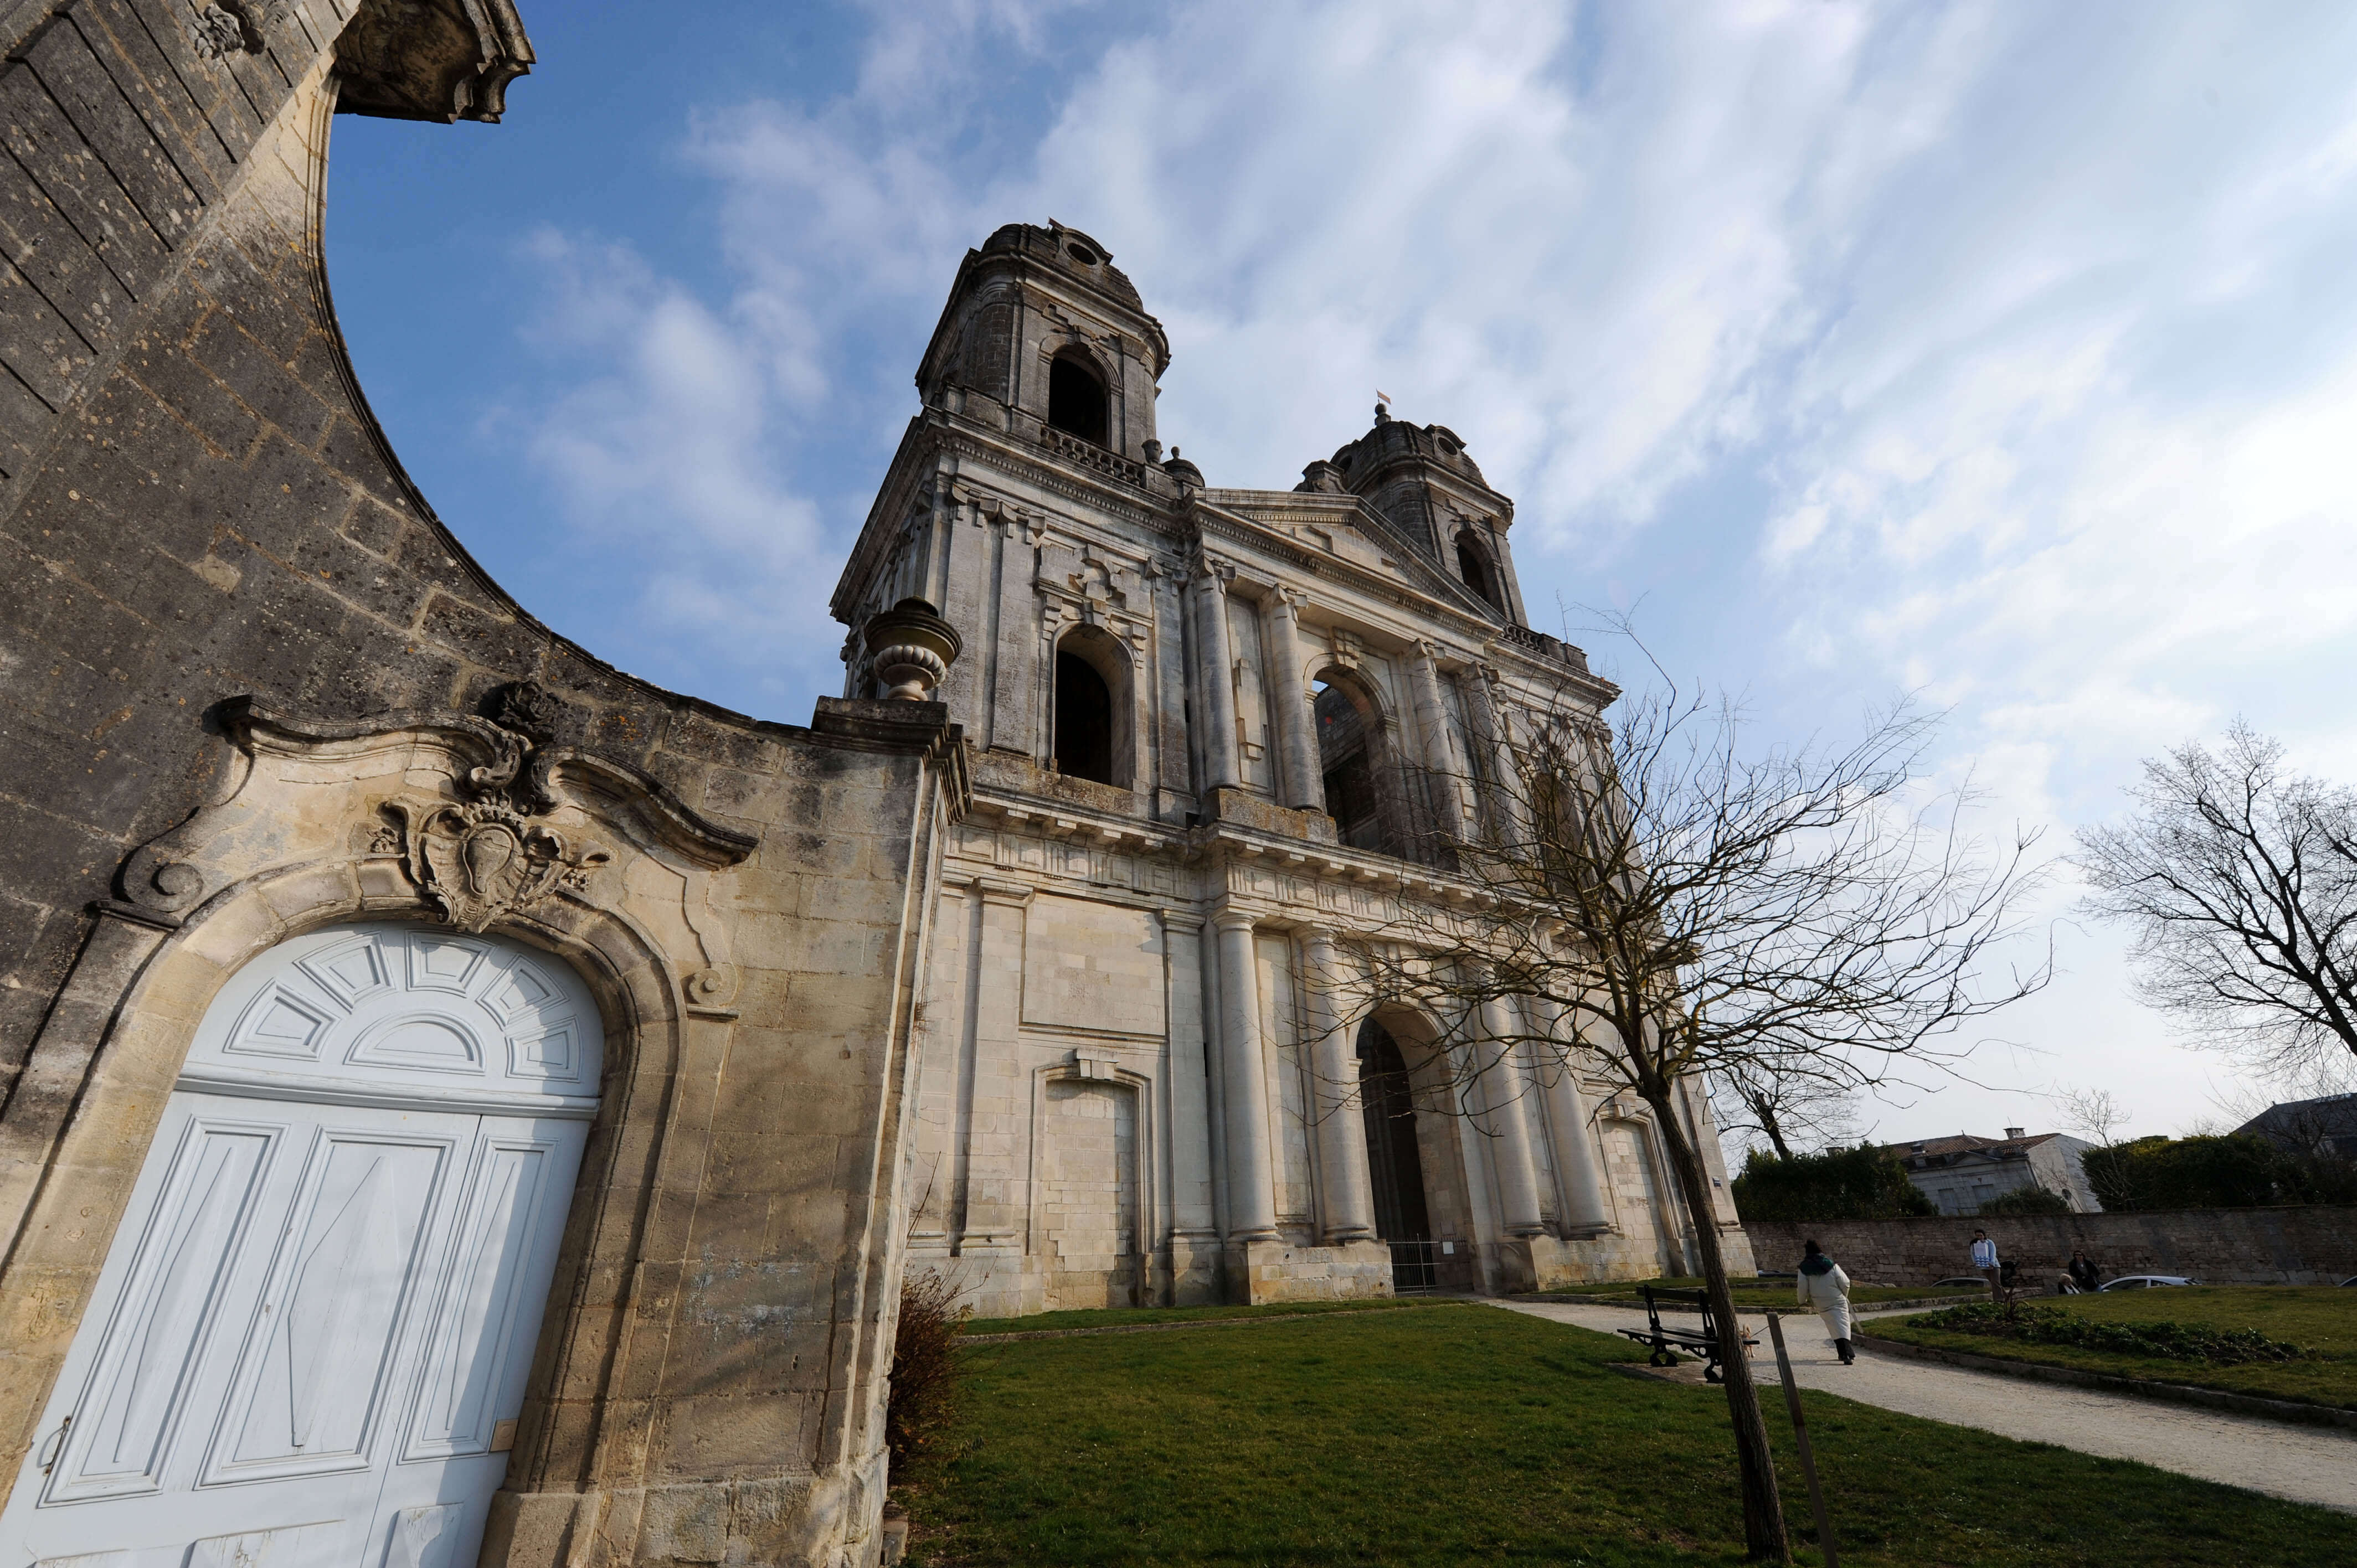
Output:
left=2075, top=721, right=2357, bottom=1081
left=1307, top=636, right=2052, bottom=1561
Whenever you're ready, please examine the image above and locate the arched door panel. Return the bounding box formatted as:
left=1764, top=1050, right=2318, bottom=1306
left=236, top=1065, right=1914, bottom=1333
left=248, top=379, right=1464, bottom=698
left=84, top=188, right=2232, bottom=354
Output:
left=2, top=925, right=599, bottom=1568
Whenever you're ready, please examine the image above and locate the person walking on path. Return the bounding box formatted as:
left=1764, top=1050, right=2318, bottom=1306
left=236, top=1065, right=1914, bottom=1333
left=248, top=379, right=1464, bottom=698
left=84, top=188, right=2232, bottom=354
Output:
left=2067, top=1249, right=2101, bottom=1293
left=1796, top=1238, right=1855, bottom=1365
left=1972, top=1229, right=2001, bottom=1301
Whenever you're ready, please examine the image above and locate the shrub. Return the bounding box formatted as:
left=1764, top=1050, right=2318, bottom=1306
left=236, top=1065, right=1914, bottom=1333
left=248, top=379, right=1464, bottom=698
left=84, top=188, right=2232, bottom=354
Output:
left=1911, top=1301, right=2311, bottom=1365
left=1977, top=1183, right=2072, bottom=1216
left=1730, top=1144, right=1936, bottom=1222
left=2274, top=1148, right=2357, bottom=1205
left=887, top=1268, right=970, bottom=1474
left=2085, top=1133, right=2307, bottom=1211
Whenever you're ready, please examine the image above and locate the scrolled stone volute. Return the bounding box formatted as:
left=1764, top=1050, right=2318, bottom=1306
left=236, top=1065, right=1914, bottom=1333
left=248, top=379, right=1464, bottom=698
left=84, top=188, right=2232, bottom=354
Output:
left=864, top=597, right=964, bottom=701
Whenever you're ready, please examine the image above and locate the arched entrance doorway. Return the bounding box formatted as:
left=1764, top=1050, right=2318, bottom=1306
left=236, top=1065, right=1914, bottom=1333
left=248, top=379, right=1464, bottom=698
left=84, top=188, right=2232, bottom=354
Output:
left=1355, top=1017, right=1435, bottom=1292
left=1, top=922, right=603, bottom=1568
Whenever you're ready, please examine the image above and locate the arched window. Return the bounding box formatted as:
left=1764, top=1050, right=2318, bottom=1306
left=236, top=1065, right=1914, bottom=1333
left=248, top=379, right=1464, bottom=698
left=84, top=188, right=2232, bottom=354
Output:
left=1048, top=350, right=1110, bottom=446
left=1455, top=529, right=1501, bottom=611
left=1053, top=626, right=1132, bottom=788
left=1313, top=673, right=1407, bottom=858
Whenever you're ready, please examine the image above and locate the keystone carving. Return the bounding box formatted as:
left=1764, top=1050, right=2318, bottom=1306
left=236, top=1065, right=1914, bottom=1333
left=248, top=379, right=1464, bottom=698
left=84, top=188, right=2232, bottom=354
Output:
left=375, top=680, right=612, bottom=930
left=107, top=692, right=756, bottom=932
left=379, top=800, right=610, bottom=934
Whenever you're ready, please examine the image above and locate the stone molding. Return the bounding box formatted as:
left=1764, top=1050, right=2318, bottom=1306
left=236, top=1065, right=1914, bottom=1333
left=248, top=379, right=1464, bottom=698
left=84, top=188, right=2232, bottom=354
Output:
left=112, top=691, right=757, bottom=932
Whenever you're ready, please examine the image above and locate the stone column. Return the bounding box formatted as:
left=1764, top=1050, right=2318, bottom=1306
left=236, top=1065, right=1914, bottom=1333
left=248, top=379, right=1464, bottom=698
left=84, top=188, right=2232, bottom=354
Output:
left=1460, top=663, right=1527, bottom=844
left=1410, top=641, right=1475, bottom=836
left=1213, top=908, right=1278, bottom=1240
left=1192, top=560, right=1242, bottom=792
left=1300, top=926, right=1373, bottom=1242
left=1531, top=997, right=1611, bottom=1235
left=1477, top=993, right=1548, bottom=1238
left=1262, top=588, right=1324, bottom=812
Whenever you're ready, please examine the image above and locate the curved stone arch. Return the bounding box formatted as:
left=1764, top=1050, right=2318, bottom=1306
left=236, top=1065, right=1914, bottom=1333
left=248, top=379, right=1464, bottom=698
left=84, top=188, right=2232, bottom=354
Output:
left=1310, top=664, right=1417, bottom=860
left=1052, top=622, right=1139, bottom=789
left=1351, top=999, right=1483, bottom=1288
left=1451, top=523, right=1504, bottom=613
left=1040, top=337, right=1114, bottom=446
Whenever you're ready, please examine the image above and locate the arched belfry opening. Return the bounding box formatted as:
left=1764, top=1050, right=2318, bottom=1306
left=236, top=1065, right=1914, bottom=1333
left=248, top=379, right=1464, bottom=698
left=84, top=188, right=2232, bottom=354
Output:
left=1456, top=528, right=1502, bottom=612
left=1053, top=626, right=1132, bottom=787
left=1313, top=673, right=1408, bottom=858
left=1047, top=349, right=1110, bottom=446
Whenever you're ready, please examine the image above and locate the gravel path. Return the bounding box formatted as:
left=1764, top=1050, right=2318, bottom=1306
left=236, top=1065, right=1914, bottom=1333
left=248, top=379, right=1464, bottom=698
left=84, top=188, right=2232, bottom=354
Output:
left=1493, top=1298, right=2357, bottom=1515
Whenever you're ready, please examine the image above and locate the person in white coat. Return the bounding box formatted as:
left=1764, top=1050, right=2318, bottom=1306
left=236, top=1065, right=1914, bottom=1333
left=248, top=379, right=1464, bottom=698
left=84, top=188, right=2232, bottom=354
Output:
left=1795, top=1239, right=1854, bottom=1364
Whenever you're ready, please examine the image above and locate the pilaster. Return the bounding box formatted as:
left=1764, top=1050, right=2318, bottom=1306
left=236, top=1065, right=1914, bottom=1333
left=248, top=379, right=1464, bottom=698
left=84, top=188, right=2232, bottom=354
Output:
left=1476, top=994, right=1548, bottom=1239
left=1264, top=588, right=1324, bottom=812
left=958, top=877, right=1035, bottom=1255
left=1300, top=926, right=1375, bottom=1243
left=1212, top=907, right=1278, bottom=1243
left=1192, top=558, right=1242, bottom=792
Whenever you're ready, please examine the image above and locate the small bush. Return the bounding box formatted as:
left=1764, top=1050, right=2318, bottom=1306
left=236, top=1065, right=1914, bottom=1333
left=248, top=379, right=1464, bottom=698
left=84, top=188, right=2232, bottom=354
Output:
left=2084, top=1133, right=2289, bottom=1210
left=887, top=1268, right=970, bottom=1473
left=1977, top=1183, right=2072, bottom=1216
left=1730, top=1144, right=1936, bottom=1222
left=1911, top=1301, right=2312, bottom=1365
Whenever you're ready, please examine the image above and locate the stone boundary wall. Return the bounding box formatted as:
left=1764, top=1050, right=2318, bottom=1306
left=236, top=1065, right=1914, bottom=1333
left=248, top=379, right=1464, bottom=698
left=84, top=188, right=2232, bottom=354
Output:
left=1744, top=1206, right=2357, bottom=1286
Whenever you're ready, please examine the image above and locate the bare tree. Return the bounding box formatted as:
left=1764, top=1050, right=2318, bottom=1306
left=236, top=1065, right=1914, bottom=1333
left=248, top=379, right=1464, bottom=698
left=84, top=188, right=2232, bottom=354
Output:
left=1334, top=672, right=2050, bottom=1562
left=1711, top=1058, right=1865, bottom=1162
left=2054, top=1084, right=2132, bottom=1147
left=2077, top=721, right=2357, bottom=1081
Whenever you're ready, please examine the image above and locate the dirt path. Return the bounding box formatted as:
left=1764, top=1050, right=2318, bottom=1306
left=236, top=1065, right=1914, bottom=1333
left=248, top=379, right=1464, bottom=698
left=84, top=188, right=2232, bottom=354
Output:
left=1493, top=1298, right=2357, bottom=1515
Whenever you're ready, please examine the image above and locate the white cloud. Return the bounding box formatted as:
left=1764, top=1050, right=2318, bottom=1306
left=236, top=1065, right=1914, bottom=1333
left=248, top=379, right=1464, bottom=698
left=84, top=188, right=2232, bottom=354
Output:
left=498, top=0, right=2357, bottom=1134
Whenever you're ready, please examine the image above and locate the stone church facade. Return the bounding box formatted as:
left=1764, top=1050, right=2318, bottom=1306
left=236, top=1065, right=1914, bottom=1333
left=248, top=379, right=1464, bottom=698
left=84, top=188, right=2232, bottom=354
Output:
left=0, top=7, right=1744, bottom=1567
left=835, top=224, right=1750, bottom=1321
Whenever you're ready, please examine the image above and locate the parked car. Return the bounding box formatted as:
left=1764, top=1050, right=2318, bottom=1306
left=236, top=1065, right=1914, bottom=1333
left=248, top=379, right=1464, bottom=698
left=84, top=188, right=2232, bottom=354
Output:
left=2097, top=1274, right=2196, bottom=1291
left=2340, top=1275, right=2356, bottom=1287
left=1933, top=1276, right=1987, bottom=1288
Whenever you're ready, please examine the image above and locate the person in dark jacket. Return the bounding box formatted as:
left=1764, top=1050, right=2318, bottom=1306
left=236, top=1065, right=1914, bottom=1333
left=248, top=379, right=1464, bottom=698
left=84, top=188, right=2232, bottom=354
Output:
left=2067, top=1250, right=2101, bottom=1292
left=1795, top=1239, right=1854, bottom=1365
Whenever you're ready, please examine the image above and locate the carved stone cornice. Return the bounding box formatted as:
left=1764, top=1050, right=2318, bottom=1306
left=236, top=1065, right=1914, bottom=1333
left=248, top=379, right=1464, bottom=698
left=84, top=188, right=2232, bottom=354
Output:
left=334, top=0, right=536, bottom=125
left=109, top=689, right=758, bottom=937
left=226, top=692, right=759, bottom=868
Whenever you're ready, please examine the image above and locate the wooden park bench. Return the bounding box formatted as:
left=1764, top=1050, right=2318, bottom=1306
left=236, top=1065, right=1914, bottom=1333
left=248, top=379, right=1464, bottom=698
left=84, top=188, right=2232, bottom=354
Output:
left=1618, top=1286, right=1757, bottom=1384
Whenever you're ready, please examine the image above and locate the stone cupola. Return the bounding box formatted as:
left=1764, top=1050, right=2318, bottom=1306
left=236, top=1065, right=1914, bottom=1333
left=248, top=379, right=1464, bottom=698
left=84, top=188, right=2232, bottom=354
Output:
left=914, top=221, right=1172, bottom=464
left=1311, top=404, right=1527, bottom=624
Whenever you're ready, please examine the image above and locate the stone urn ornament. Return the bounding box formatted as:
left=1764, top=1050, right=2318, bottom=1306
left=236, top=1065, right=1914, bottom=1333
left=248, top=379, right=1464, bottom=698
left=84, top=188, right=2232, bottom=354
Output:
left=864, top=597, right=963, bottom=701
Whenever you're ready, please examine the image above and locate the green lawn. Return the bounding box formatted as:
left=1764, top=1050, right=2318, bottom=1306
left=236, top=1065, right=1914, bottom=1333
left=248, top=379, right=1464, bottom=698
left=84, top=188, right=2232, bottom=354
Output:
left=1873, top=1286, right=2357, bottom=1409
left=903, top=1301, right=2356, bottom=1566
left=1558, top=1276, right=1986, bottom=1309
left=959, top=1297, right=1436, bottom=1337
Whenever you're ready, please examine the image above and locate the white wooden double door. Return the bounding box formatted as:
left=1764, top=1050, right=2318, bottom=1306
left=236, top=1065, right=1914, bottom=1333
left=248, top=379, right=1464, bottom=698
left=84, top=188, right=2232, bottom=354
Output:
left=2, top=925, right=601, bottom=1568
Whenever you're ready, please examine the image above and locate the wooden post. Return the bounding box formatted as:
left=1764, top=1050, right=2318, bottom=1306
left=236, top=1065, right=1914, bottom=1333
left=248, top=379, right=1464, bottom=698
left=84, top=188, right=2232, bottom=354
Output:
left=1767, top=1313, right=1840, bottom=1568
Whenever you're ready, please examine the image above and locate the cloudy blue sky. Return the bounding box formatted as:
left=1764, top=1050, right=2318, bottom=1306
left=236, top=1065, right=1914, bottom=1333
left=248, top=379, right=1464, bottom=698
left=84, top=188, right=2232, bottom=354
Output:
left=326, top=1, right=2357, bottom=1148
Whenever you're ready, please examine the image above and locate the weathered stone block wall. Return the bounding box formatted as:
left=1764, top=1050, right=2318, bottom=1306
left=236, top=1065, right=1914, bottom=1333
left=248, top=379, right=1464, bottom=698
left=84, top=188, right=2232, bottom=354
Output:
left=0, top=7, right=963, bottom=1564
left=1744, top=1208, right=2357, bottom=1286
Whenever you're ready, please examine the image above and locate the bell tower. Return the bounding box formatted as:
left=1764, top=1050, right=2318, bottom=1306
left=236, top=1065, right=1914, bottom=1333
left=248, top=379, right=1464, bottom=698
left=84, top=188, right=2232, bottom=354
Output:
left=831, top=224, right=1748, bottom=1322
left=915, top=221, right=1171, bottom=463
